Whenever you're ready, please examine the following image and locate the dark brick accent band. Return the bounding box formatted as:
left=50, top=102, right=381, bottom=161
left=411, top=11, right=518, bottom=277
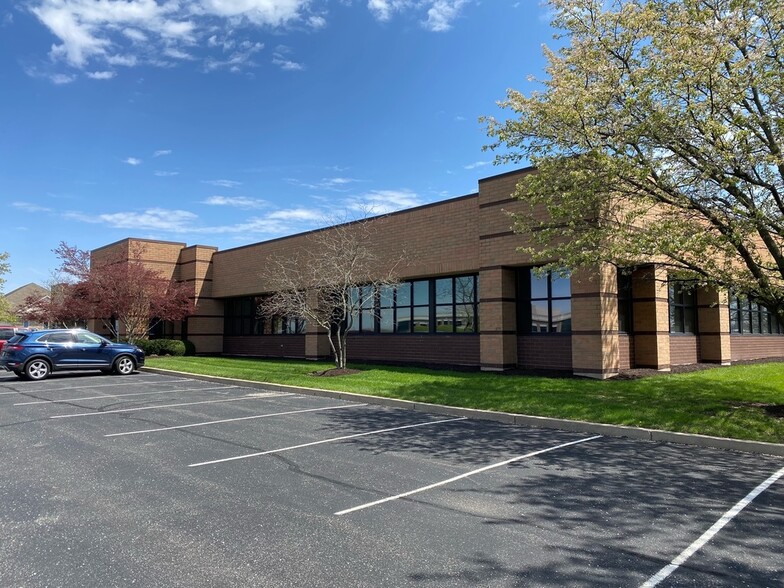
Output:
left=478, top=197, right=516, bottom=209
left=479, top=231, right=516, bottom=240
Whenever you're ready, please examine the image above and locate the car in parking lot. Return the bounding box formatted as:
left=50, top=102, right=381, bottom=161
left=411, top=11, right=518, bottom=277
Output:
left=0, top=329, right=145, bottom=381
left=0, top=325, right=26, bottom=352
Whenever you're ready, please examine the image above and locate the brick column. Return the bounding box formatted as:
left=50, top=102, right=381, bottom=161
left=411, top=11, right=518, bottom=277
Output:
left=632, top=265, right=671, bottom=370
left=570, top=264, right=620, bottom=379
left=304, top=290, right=331, bottom=361
left=479, top=267, right=518, bottom=371
left=698, top=286, right=731, bottom=365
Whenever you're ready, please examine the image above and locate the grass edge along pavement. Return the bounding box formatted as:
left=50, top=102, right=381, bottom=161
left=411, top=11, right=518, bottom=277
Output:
left=144, top=357, right=784, bottom=453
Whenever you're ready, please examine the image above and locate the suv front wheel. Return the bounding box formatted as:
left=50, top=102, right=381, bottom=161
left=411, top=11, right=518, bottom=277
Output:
left=113, top=355, right=136, bottom=375
left=25, top=359, right=51, bottom=381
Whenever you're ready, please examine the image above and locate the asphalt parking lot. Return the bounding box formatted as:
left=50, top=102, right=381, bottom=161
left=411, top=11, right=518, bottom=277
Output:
left=1, top=371, right=782, bottom=587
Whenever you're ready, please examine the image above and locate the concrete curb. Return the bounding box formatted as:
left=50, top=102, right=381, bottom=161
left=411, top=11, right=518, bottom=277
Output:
left=142, top=367, right=784, bottom=457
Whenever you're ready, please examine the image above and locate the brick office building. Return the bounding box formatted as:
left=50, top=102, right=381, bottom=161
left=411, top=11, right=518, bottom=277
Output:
left=92, top=168, right=784, bottom=378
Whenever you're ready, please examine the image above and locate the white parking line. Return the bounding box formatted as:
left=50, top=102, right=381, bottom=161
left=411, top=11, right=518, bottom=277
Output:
left=640, top=465, right=784, bottom=587
left=49, top=392, right=293, bottom=419
left=105, top=403, right=368, bottom=437
left=335, top=435, right=602, bottom=516
left=189, top=417, right=468, bottom=468
left=1, top=379, right=190, bottom=395
left=15, top=385, right=239, bottom=406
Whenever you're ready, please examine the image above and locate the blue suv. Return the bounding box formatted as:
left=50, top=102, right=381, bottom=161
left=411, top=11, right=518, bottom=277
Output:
left=0, top=329, right=145, bottom=381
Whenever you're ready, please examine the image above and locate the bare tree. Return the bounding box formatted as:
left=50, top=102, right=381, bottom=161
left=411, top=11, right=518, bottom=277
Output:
left=260, top=216, right=405, bottom=370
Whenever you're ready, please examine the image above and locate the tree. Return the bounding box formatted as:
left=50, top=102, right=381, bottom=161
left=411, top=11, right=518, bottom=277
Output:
left=260, top=216, right=404, bottom=370
left=484, top=0, right=784, bottom=317
left=48, top=242, right=194, bottom=342
left=0, top=251, right=15, bottom=323
left=20, top=281, right=90, bottom=329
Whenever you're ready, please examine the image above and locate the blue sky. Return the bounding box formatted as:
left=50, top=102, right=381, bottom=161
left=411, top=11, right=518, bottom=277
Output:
left=1, top=0, right=554, bottom=293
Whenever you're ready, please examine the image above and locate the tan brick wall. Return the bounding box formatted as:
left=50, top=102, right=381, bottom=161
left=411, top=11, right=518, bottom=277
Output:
left=731, top=336, right=784, bottom=361
left=632, top=266, right=671, bottom=370
left=697, top=287, right=731, bottom=364
left=670, top=335, right=700, bottom=365
left=211, top=196, right=481, bottom=298
left=571, top=264, right=620, bottom=378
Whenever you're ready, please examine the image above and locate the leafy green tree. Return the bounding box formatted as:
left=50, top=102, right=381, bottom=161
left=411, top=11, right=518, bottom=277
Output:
left=0, top=251, right=16, bottom=323
left=485, top=0, right=783, bottom=316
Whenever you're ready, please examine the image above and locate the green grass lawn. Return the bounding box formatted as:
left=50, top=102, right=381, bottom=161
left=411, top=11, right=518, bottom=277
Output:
left=146, top=356, right=784, bottom=444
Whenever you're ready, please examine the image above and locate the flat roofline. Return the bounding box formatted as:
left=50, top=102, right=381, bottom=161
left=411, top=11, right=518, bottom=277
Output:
left=477, top=165, right=537, bottom=183
left=91, top=237, right=188, bottom=254
left=215, top=191, right=479, bottom=257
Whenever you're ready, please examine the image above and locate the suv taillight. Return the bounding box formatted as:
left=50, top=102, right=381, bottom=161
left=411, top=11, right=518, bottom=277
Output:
left=5, top=345, right=23, bottom=352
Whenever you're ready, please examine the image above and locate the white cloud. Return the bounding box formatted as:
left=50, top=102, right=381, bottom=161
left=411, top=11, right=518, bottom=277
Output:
left=203, top=195, right=268, bottom=209
left=345, top=189, right=423, bottom=214
left=424, top=0, right=467, bottom=32
left=267, top=207, right=321, bottom=221
left=307, top=15, right=327, bottom=29
left=153, top=149, right=172, bottom=157
left=12, top=202, right=54, bottom=213
left=367, top=0, right=468, bottom=30
left=203, top=179, right=242, bottom=188
left=205, top=41, right=264, bottom=72
left=198, top=0, right=307, bottom=26
left=64, top=208, right=199, bottom=232
left=154, top=170, right=180, bottom=177
left=272, top=45, right=303, bottom=71
left=463, top=160, right=490, bottom=170
left=123, top=157, right=142, bottom=166
left=288, top=176, right=361, bottom=191
left=26, top=0, right=468, bottom=82
left=86, top=70, right=116, bottom=79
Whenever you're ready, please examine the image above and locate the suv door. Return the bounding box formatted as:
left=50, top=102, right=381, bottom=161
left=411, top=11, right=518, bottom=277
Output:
left=73, top=331, right=113, bottom=369
left=38, top=332, right=79, bottom=368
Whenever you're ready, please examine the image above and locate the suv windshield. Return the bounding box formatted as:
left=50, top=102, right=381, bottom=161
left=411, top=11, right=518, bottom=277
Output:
left=0, top=328, right=14, bottom=339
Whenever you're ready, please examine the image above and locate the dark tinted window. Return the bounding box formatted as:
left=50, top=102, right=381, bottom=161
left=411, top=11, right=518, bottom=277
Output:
left=0, top=328, right=14, bottom=339
left=39, top=332, right=75, bottom=344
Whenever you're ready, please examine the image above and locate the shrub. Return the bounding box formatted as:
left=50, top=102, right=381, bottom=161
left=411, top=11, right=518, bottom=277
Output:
left=183, top=339, right=196, bottom=356
left=135, top=338, right=186, bottom=356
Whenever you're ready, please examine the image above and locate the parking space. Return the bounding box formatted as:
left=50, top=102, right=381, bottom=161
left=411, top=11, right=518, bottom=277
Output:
left=1, top=371, right=782, bottom=587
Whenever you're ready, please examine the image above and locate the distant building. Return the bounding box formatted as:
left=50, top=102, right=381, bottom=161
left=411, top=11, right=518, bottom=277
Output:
left=3, top=283, right=49, bottom=328
left=91, top=168, right=784, bottom=378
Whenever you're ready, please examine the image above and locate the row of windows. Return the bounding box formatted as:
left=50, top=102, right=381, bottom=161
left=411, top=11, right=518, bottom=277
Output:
left=223, top=297, right=305, bottom=336
left=730, top=296, right=784, bottom=335
left=223, top=273, right=782, bottom=338
left=348, top=275, right=478, bottom=334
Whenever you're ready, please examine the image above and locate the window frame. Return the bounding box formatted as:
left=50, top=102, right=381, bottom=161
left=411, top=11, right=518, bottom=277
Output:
left=668, top=280, right=697, bottom=334
left=518, top=268, right=572, bottom=334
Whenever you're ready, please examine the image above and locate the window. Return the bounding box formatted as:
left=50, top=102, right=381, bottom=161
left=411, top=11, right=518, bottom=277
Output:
left=668, top=281, right=697, bottom=333
left=729, top=295, right=783, bottom=335
left=348, top=275, right=478, bottom=335
left=223, top=296, right=304, bottom=336
left=617, top=271, right=633, bottom=333
left=519, top=269, right=572, bottom=334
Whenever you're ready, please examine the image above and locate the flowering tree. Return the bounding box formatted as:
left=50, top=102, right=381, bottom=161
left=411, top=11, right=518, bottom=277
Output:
left=0, top=251, right=14, bottom=323
left=485, top=0, right=784, bottom=317
left=35, top=242, right=194, bottom=342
